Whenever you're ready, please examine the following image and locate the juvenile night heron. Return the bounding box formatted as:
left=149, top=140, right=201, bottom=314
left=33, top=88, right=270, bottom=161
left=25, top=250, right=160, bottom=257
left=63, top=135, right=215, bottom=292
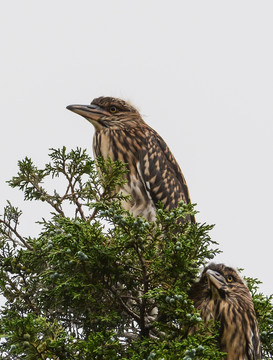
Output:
left=67, top=96, right=194, bottom=222
left=189, top=263, right=262, bottom=360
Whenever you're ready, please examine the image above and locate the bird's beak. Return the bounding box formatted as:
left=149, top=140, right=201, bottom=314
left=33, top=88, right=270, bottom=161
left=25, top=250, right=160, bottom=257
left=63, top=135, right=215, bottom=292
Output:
left=66, top=104, right=109, bottom=127
left=206, top=269, right=225, bottom=297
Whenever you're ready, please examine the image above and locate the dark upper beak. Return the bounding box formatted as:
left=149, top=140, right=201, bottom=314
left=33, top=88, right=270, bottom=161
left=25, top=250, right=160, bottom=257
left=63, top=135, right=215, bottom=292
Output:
left=206, top=269, right=227, bottom=299
left=206, top=269, right=225, bottom=290
left=66, top=104, right=109, bottom=122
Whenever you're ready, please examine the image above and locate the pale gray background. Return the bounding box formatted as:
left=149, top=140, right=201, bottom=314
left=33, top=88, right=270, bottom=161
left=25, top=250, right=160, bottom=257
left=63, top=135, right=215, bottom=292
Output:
left=0, top=1, right=272, bottom=302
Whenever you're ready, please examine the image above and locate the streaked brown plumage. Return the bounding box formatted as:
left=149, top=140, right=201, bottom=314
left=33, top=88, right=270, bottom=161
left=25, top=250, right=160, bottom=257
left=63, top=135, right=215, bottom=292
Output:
left=189, top=263, right=262, bottom=360
left=67, top=96, right=194, bottom=222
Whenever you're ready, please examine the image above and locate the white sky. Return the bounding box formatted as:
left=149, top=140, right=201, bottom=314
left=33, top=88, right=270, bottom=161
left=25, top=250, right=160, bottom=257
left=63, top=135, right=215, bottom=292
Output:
left=0, top=1, right=272, bottom=297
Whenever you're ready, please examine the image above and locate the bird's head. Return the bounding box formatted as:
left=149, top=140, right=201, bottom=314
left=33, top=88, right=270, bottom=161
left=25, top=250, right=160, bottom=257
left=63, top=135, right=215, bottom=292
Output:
left=189, top=263, right=253, bottom=311
left=67, top=96, right=143, bottom=131
left=189, top=265, right=262, bottom=358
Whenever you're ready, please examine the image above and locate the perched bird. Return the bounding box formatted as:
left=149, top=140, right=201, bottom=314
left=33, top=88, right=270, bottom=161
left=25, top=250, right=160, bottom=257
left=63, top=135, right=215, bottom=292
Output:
left=67, top=96, right=194, bottom=222
left=189, top=263, right=262, bottom=360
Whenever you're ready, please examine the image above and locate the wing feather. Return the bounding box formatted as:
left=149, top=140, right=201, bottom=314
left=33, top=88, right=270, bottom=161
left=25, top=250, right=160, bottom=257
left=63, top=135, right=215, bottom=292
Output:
left=138, top=129, right=194, bottom=222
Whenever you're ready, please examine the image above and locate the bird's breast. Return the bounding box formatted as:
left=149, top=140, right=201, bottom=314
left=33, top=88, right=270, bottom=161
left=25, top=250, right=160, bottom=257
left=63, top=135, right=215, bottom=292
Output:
left=93, top=131, right=115, bottom=159
left=93, top=130, right=156, bottom=221
left=124, top=173, right=156, bottom=221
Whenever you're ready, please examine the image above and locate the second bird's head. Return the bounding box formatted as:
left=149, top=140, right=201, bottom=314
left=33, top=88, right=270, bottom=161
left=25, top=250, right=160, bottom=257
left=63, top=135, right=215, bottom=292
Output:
left=67, top=96, right=144, bottom=130
left=190, top=263, right=253, bottom=310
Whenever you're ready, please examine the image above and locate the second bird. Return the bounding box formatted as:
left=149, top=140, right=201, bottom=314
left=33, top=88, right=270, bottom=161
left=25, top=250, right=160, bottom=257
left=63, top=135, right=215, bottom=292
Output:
left=67, top=96, right=194, bottom=222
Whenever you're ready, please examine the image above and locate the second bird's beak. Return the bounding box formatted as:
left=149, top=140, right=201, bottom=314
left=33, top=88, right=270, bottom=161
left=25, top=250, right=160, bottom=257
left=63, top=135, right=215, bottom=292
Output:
left=66, top=104, right=109, bottom=129
left=206, top=269, right=225, bottom=298
left=206, top=269, right=224, bottom=288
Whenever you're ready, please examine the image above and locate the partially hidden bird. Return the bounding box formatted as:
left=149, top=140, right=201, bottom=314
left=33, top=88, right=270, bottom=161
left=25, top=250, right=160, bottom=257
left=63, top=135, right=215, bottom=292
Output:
left=189, top=263, right=262, bottom=360
left=67, top=96, right=194, bottom=222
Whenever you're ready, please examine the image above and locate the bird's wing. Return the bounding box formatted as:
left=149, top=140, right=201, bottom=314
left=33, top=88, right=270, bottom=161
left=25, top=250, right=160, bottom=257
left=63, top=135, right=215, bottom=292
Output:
left=138, top=129, right=192, bottom=213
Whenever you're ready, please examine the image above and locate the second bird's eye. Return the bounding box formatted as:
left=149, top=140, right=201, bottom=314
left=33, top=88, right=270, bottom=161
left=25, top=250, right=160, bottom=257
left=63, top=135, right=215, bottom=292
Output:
left=109, top=106, right=117, bottom=113
left=226, top=275, right=233, bottom=283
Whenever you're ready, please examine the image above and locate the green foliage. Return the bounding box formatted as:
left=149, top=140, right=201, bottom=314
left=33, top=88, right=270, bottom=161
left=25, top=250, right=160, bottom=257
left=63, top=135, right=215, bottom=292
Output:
left=0, top=147, right=272, bottom=359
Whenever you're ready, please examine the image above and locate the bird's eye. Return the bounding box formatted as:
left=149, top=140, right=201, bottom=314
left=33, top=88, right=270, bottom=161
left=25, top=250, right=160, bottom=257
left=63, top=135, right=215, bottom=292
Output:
left=226, top=275, right=233, bottom=283
left=109, top=106, right=117, bottom=114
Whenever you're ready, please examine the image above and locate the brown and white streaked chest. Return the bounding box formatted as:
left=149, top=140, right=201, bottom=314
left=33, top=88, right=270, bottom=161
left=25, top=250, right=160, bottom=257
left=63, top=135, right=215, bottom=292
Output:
left=93, top=128, right=145, bottom=171
left=93, top=129, right=156, bottom=221
left=93, top=130, right=115, bottom=160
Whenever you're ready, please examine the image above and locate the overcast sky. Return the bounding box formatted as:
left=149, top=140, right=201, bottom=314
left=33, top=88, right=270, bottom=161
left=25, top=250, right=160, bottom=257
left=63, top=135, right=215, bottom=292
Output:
left=0, top=1, right=272, bottom=298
